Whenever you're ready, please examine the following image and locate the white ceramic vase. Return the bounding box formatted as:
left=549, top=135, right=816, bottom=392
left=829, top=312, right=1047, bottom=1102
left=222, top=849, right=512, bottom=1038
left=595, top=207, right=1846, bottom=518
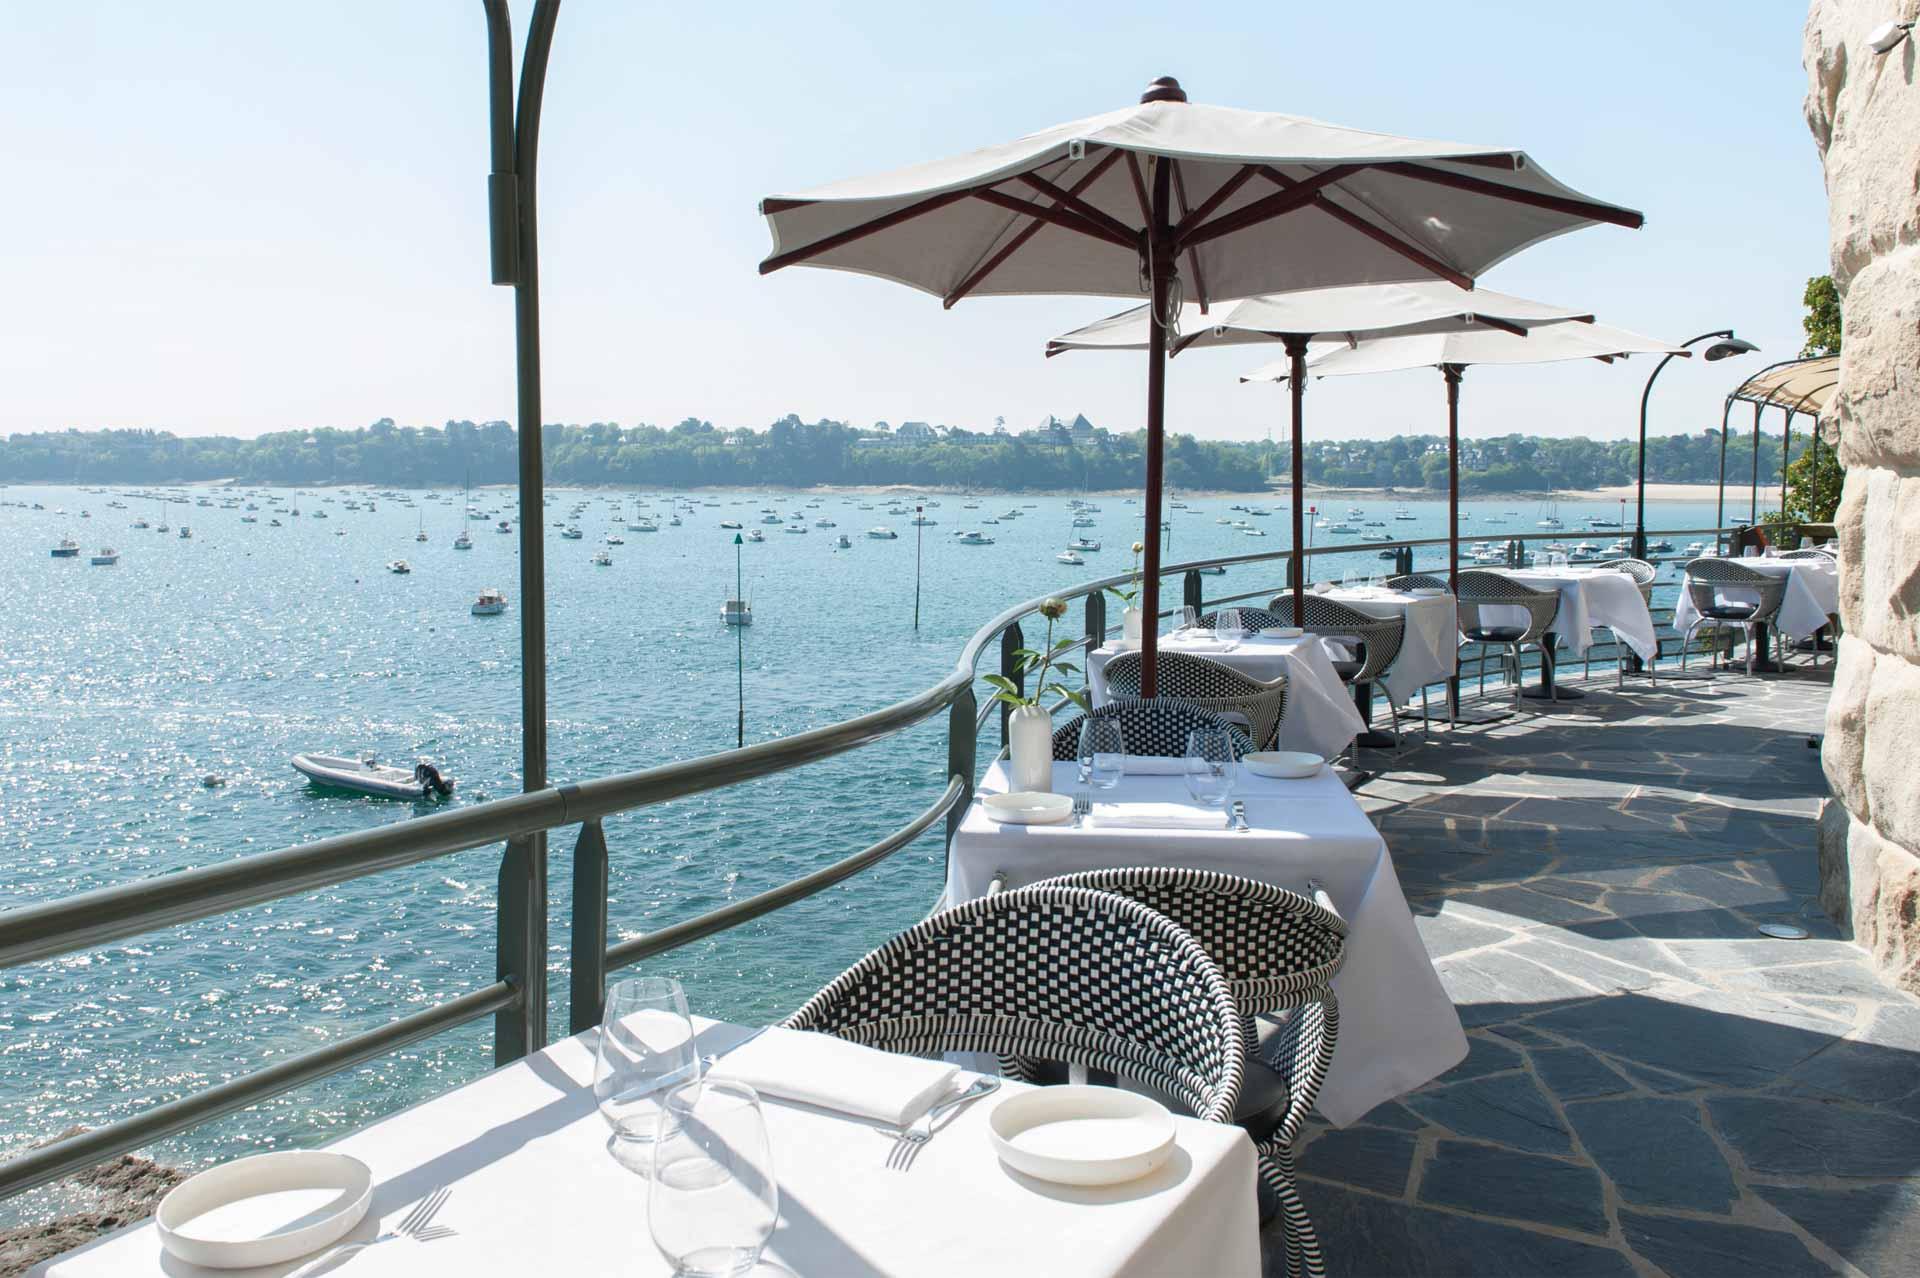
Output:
left=1007, top=703, right=1055, bottom=794
left=1122, top=606, right=1144, bottom=650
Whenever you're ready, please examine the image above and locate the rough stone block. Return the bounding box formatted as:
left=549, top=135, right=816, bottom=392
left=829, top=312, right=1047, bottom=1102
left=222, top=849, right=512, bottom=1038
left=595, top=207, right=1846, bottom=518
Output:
left=1861, top=652, right=1920, bottom=849
left=1816, top=797, right=1853, bottom=931
left=1845, top=814, right=1920, bottom=993
left=1819, top=635, right=1873, bottom=818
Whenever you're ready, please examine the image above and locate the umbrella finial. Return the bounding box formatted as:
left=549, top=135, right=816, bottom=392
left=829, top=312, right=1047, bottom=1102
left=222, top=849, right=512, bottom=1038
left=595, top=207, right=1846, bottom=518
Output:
left=1140, top=76, right=1187, bottom=104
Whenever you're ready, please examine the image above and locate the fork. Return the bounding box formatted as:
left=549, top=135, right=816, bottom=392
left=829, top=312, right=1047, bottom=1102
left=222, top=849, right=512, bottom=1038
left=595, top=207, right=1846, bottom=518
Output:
left=284, top=1186, right=456, bottom=1276
left=883, top=1077, right=1000, bottom=1171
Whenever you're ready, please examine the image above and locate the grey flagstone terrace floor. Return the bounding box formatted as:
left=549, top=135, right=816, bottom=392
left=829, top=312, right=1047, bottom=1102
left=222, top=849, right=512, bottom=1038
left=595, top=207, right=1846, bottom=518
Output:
left=1259, top=661, right=1919, bottom=1278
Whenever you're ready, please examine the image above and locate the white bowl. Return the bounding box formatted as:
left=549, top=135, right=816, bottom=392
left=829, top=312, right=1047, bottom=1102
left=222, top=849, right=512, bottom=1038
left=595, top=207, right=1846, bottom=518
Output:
left=1242, top=751, right=1324, bottom=780
left=988, top=1085, right=1175, bottom=1186
left=157, top=1150, right=373, bottom=1269
left=982, top=791, right=1074, bottom=825
left=1259, top=626, right=1305, bottom=638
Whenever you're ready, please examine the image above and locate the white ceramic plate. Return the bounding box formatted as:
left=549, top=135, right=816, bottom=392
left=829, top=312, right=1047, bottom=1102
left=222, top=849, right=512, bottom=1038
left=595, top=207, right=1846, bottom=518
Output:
left=1242, top=751, right=1324, bottom=779
left=1407, top=587, right=1448, bottom=597
left=989, top=1085, right=1175, bottom=1186
left=157, top=1150, right=373, bottom=1270
left=1259, top=626, right=1305, bottom=638
left=982, top=791, right=1074, bottom=825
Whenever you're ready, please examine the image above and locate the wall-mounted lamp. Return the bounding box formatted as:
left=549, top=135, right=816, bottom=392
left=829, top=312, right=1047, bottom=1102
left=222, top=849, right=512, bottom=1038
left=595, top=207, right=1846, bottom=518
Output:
left=1868, top=19, right=1914, bottom=54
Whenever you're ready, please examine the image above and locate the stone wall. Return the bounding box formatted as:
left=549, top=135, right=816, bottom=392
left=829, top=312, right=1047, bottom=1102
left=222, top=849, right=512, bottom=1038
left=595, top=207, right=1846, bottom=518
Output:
left=1805, top=0, right=1920, bottom=991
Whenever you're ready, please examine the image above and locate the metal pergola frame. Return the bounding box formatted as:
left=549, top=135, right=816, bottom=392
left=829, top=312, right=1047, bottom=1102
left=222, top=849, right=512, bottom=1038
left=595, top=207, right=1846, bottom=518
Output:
left=1715, top=355, right=1840, bottom=530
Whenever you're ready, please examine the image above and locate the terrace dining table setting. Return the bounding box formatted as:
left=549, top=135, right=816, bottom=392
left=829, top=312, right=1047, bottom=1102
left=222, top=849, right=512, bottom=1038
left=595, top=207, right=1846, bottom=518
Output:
left=1670, top=553, right=1840, bottom=644
left=1086, top=629, right=1365, bottom=758
left=948, top=758, right=1468, bottom=1127
left=1482, top=564, right=1657, bottom=697
left=1311, top=583, right=1460, bottom=706
left=38, top=1017, right=1261, bottom=1278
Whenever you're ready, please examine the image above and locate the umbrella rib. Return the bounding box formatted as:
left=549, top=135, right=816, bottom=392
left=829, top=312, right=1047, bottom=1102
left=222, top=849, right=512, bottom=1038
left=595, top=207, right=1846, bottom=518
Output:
left=943, top=149, right=1122, bottom=309
left=969, top=187, right=1134, bottom=251
left=1174, top=165, right=1360, bottom=253
left=759, top=185, right=976, bottom=274
left=1169, top=161, right=1210, bottom=313
left=1123, top=152, right=1152, bottom=227
left=1307, top=191, right=1472, bottom=288
left=1012, top=172, right=1139, bottom=247
left=1173, top=163, right=1260, bottom=239
left=1374, top=161, right=1644, bottom=230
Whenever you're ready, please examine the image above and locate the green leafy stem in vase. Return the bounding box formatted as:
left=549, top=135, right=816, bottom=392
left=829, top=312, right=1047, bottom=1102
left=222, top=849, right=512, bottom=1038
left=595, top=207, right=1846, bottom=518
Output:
left=1106, top=540, right=1147, bottom=608
left=982, top=598, right=1089, bottom=713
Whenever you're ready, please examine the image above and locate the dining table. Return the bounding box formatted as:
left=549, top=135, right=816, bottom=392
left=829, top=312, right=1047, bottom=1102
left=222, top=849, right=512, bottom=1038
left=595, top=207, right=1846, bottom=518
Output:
left=947, top=759, right=1468, bottom=1127
left=1483, top=566, right=1657, bottom=700
left=37, top=1019, right=1261, bottom=1278
left=1670, top=555, right=1840, bottom=672
left=1312, top=585, right=1460, bottom=743
left=1086, top=630, right=1365, bottom=760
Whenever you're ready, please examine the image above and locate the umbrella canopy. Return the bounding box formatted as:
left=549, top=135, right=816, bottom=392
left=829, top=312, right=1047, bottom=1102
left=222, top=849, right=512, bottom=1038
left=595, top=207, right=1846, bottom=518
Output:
left=1240, top=319, right=1688, bottom=601
left=757, top=76, right=1642, bottom=692
left=1047, top=283, right=1595, bottom=356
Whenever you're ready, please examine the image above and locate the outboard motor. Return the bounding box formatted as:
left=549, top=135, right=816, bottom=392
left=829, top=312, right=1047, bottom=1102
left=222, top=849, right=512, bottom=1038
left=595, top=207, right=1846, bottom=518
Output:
left=414, top=761, right=455, bottom=798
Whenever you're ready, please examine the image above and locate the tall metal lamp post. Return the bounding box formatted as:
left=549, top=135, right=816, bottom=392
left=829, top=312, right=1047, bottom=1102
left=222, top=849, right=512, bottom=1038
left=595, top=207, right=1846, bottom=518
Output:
left=1632, top=331, right=1757, bottom=559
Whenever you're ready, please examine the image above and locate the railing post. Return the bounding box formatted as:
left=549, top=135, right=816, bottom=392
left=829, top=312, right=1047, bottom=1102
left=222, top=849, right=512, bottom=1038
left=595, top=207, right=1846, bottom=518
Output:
left=1183, top=570, right=1203, bottom=616
left=1396, top=545, right=1413, bottom=576
left=1083, top=591, right=1106, bottom=670
left=495, top=833, right=547, bottom=1064
left=999, top=622, right=1024, bottom=749
left=1287, top=548, right=1301, bottom=591
left=568, top=819, right=609, bottom=1035
left=946, top=685, right=978, bottom=856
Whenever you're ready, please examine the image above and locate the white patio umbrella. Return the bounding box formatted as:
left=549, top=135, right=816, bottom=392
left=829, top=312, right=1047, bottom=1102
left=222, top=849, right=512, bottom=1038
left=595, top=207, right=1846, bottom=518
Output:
left=1240, top=320, right=1689, bottom=592
left=758, top=76, right=1642, bottom=692
left=1047, top=284, right=1598, bottom=623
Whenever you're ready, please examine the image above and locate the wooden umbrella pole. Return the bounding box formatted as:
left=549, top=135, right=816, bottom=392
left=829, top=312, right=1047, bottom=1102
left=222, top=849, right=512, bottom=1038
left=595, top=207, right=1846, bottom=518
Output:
left=1445, top=364, right=1463, bottom=590
left=1286, top=334, right=1310, bottom=626
left=1139, top=156, right=1175, bottom=697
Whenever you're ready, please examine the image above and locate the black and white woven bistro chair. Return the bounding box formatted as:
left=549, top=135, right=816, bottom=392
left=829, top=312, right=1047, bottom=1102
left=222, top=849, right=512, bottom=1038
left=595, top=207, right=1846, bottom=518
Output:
left=1453, top=570, right=1561, bottom=702
left=1587, top=558, right=1658, bottom=687
left=1384, top=572, right=1448, bottom=592
left=1285, top=595, right=1409, bottom=749
left=1778, top=548, right=1831, bottom=561
left=1197, top=606, right=1289, bottom=632
left=1678, top=557, right=1788, bottom=678
left=1105, top=651, right=1289, bottom=750
left=785, top=885, right=1246, bottom=1129
left=1051, top=696, right=1254, bottom=761
left=1030, top=868, right=1347, bottom=1278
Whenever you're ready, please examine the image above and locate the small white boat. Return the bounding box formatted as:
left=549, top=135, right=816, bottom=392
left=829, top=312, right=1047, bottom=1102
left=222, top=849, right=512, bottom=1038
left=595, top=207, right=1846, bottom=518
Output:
left=90, top=548, right=119, bottom=565
left=560, top=526, right=583, bottom=540
left=178, top=526, right=193, bottom=539
left=911, top=515, right=937, bottom=526
left=453, top=531, right=473, bottom=550
left=387, top=559, right=412, bottom=574
left=292, top=753, right=454, bottom=800
left=814, top=518, right=836, bottom=529
left=50, top=538, right=80, bottom=558
left=631, top=520, right=658, bottom=533
left=1068, top=537, right=1100, bottom=551
left=592, top=549, right=613, bottom=566
left=835, top=534, right=851, bottom=549
left=497, top=520, right=512, bottom=534
left=866, top=527, right=898, bottom=539
left=472, top=587, right=508, bottom=615
left=722, top=597, right=752, bottom=626
left=747, top=529, right=765, bottom=542
left=720, top=520, right=744, bottom=529
left=783, top=524, right=808, bottom=534
left=1056, top=549, right=1085, bottom=565
left=956, top=530, right=995, bottom=545
left=605, top=534, right=625, bottom=545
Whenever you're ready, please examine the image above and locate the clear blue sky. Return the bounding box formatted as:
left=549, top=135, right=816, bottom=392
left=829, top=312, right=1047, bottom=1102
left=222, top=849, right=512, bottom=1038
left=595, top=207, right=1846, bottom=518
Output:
left=0, top=1, right=1825, bottom=447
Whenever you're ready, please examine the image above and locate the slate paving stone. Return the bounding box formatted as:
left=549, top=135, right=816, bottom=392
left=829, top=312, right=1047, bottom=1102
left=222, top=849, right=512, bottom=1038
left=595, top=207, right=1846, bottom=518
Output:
left=1655, top=863, right=1794, bottom=909
left=1415, top=1141, right=1607, bottom=1235
left=1483, top=1021, right=1559, bottom=1047
left=1715, top=959, right=1900, bottom=1001
left=1660, top=938, right=1871, bottom=969
left=1440, top=1034, right=1524, bottom=1083
left=1564, top=1097, right=1737, bottom=1212
left=1297, top=1125, right=1417, bottom=1196
left=1618, top=1210, right=1831, bottom=1278
left=1530, top=1046, right=1631, bottom=1100
left=1348, top=1099, right=1426, bottom=1131
left=1450, top=886, right=1612, bottom=928
left=1754, top=1182, right=1920, bottom=1277
left=1436, top=949, right=1597, bottom=1027
left=1708, top=1095, right=1920, bottom=1178
left=1413, top=911, right=1514, bottom=960
left=1530, top=991, right=1839, bottom=1088
left=1509, top=937, right=1664, bottom=994
left=1288, top=1182, right=1637, bottom=1278
left=1523, top=876, right=1611, bottom=906
left=1406, top=1072, right=1571, bottom=1154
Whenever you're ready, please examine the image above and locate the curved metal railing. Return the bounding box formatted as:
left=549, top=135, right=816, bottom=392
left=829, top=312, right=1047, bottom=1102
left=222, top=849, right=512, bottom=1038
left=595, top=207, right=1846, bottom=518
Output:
left=0, top=521, right=1747, bottom=1201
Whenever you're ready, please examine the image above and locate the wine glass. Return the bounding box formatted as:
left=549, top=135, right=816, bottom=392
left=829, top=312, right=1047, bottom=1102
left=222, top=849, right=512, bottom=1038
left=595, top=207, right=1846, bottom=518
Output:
left=1081, top=717, right=1126, bottom=792
left=1184, top=728, right=1236, bottom=808
left=1216, top=608, right=1245, bottom=642
left=1340, top=566, right=1360, bottom=590
left=649, top=1080, right=778, bottom=1278
left=1176, top=604, right=1200, bottom=635
left=595, top=976, right=701, bottom=1149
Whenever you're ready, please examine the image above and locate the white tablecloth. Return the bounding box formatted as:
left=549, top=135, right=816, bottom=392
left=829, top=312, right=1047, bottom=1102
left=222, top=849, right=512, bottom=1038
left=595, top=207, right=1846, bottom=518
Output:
left=1486, top=568, right=1658, bottom=660
left=1671, top=558, right=1840, bottom=641
left=1316, top=589, right=1459, bottom=705
left=40, top=1020, right=1259, bottom=1278
left=948, top=760, right=1467, bottom=1127
left=1086, top=633, right=1364, bottom=759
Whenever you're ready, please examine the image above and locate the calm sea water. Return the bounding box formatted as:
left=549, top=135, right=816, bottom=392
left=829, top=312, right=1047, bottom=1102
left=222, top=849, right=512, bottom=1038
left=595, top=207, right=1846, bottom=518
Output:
left=0, top=481, right=1724, bottom=1214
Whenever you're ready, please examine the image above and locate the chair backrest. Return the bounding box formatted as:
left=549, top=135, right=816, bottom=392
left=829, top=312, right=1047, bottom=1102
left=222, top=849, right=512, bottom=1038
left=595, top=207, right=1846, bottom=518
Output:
left=1298, top=595, right=1405, bottom=683
left=1778, top=548, right=1829, bottom=561
left=786, top=885, right=1245, bottom=1123
left=1105, top=652, right=1289, bottom=750
left=1454, top=569, right=1560, bottom=643
left=1051, top=696, right=1254, bottom=761
left=1197, top=606, right=1287, bottom=632
left=1386, top=573, right=1448, bottom=592
left=1594, top=557, right=1657, bottom=585
left=1029, top=867, right=1346, bottom=1144
left=1682, top=556, right=1787, bottom=620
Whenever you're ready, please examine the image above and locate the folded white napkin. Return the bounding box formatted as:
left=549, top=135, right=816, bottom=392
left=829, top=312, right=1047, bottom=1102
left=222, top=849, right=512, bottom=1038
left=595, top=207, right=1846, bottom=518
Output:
left=707, top=1027, right=959, bottom=1125
left=1167, top=637, right=1233, bottom=653
left=1089, top=801, right=1225, bottom=829
left=1121, top=754, right=1192, bottom=775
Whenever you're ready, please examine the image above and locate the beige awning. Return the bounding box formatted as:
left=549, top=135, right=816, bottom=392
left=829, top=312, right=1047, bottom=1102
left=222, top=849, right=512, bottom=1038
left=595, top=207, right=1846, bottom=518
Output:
left=1729, top=356, right=1839, bottom=414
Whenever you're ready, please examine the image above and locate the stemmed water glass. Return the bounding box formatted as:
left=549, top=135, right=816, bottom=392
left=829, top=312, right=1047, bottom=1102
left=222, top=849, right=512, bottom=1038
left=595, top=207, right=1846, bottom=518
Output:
left=1175, top=604, right=1200, bottom=635
left=1184, top=727, right=1237, bottom=809
left=1216, top=608, right=1245, bottom=643
left=595, top=976, right=702, bottom=1150
left=649, top=1080, right=779, bottom=1277
left=1080, top=718, right=1126, bottom=792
